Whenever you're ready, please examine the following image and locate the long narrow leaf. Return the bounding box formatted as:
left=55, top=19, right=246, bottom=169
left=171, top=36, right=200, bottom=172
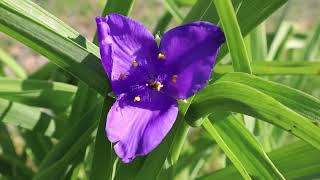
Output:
left=186, top=81, right=320, bottom=150
left=203, top=113, right=284, bottom=179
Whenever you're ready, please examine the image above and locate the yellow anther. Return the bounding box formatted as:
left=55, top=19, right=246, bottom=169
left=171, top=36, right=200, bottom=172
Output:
left=158, top=53, right=166, bottom=60
left=119, top=73, right=127, bottom=79
left=151, top=81, right=164, bottom=91
left=172, top=75, right=178, bottom=83
left=133, top=96, right=141, bottom=102
left=132, top=60, right=139, bottom=67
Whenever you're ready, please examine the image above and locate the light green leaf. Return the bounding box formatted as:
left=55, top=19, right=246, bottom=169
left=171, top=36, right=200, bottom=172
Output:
left=214, top=61, right=320, bottom=75
left=197, top=141, right=320, bottom=179
left=0, top=77, right=76, bottom=111
left=203, top=113, right=284, bottom=179
left=0, top=98, right=57, bottom=137
left=34, top=98, right=104, bottom=180
left=0, top=49, right=27, bottom=78
left=267, top=22, right=294, bottom=60
left=214, top=0, right=252, bottom=73
left=186, top=81, right=320, bottom=150
left=0, top=0, right=109, bottom=94
left=164, top=0, right=183, bottom=23
left=217, top=72, right=320, bottom=121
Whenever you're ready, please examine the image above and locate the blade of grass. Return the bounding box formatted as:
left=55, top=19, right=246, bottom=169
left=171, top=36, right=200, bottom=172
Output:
left=197, top=141, right=320, bottom=180
left=250, top=23, right=267, bottom=61
left=0, top=0, right=109, bottom=94
left=214, top=0, right=252, bottom=73
left=153, top=12, right=172, bottom=34
left=164, top=0, right=183, bottom=23
left=203, top=113, right=284, bottom=179
left=0, top=154, right=34, bottom=179
left=267, top=22, right=294, bottom=60
left=214, top=61, right=320, bottom=75
left=0, top=49, right=27, bottom=78
left=186, top=81, right=320, bottom=150
left=0, top=77, right=76, bottom=111
left=89, top=99, right=114, bottom=180
left=34, top=98, right=104, bottom=180
left=28, top=63, right=57, bottom=80
left=0, top=98, right=59, bottom=137
left=217, top=72, right=320, bottom=121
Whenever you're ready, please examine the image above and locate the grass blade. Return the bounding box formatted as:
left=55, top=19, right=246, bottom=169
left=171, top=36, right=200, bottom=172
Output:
left=197, top=141, right=320, bottom=179
left=0, top=0, right=109, bottom=94
left=164, top=0, right=183, bottom=23
left=186, top=81, right=320, bottom=150
left=217, top=72, right=320, bottom=121
left=0, top=49, right=27, bottom=78
left=214, top=0, right=252, bottom=73
left=203, top=113, right=284, bottom=179
left=0, top=77, right=76, bottom=111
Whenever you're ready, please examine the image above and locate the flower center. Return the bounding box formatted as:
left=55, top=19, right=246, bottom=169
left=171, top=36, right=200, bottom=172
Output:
left=149, top=81, right=163, bottom=91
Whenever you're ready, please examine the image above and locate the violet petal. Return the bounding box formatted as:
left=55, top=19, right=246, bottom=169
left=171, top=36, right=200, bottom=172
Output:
left=106, top=90, right=178, bottom=163
left=96, top=14, right=158, bottom=95
left=159, top=21, right=225, bottom=99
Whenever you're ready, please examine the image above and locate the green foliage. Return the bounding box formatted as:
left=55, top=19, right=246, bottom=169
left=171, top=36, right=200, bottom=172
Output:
left=0, top=0, right=319, bottom=179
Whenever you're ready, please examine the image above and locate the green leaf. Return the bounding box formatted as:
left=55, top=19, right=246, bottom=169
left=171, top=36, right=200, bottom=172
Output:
left=250, top=23, right=267, bottom=61
left=203, top=113, right=284, bottom=179
left=184, top=0, right=288, bottom=64
left=174, top=0, right=196, bottom=6
left=197, top=141, right=320, bottom=179
left=267, top=22, right=294, bottom=60
left=28, top=63, right=57, bottom=80
left=214, top=61, right=320, bottom=75
left=0, top=154, right=34, bottom=179
left=217, top=72, right=320, bottom=121
left=100, top=0, right=135, bottom=16
left=0, top=77, right=76, bottom=111
left=183, top=0, right=218, bottom=23
left=0, top=98, right=57, bottom=137
left=214, top=0, right=252, bottom=73
left=186, top=81, right=320, bottom=150
left=153, top=12, right=172, bottom=34
left=216, top=0, right=288, bottom=63
left=0, top=0, right=109, bottom=94
left=89, top=100, right=114, bottom=180
left=34, top=98, right=104, bottom=180
left=303, top=20, right=320, bottom=60
left=0, top=49, right=27, bottom=78
left=164, top=0, right=183, bottom=23
left=21, top=130, right=53, bottom=166
left=0, top=123, right=16, bottom=156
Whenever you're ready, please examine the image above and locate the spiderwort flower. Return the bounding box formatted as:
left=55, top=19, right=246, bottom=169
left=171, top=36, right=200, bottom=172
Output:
left=96, top=14, right=225, bottom=163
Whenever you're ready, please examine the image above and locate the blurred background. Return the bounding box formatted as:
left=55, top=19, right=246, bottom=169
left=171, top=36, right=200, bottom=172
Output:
left=0, top=1, right=320, bottom=178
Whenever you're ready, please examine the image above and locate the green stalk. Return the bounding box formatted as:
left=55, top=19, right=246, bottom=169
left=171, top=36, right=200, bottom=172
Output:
left=214, top=0, right=252, bottom=74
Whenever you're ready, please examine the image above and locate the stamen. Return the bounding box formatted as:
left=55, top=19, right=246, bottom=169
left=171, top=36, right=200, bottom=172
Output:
left=151, top=81, right=164, bottom=91
left=133, top=96, right=141, bottom=102
left=172, top=75, right=178, bottom=83
left=119, top=73, right=127, bottom=79
left=132, top=60, right=139, bottom=67
left=158, top=53, right=166, bottom=60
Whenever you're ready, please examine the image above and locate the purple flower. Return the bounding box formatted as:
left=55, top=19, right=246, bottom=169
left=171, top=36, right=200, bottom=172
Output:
left=96, top=13, right=224, bottom=163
